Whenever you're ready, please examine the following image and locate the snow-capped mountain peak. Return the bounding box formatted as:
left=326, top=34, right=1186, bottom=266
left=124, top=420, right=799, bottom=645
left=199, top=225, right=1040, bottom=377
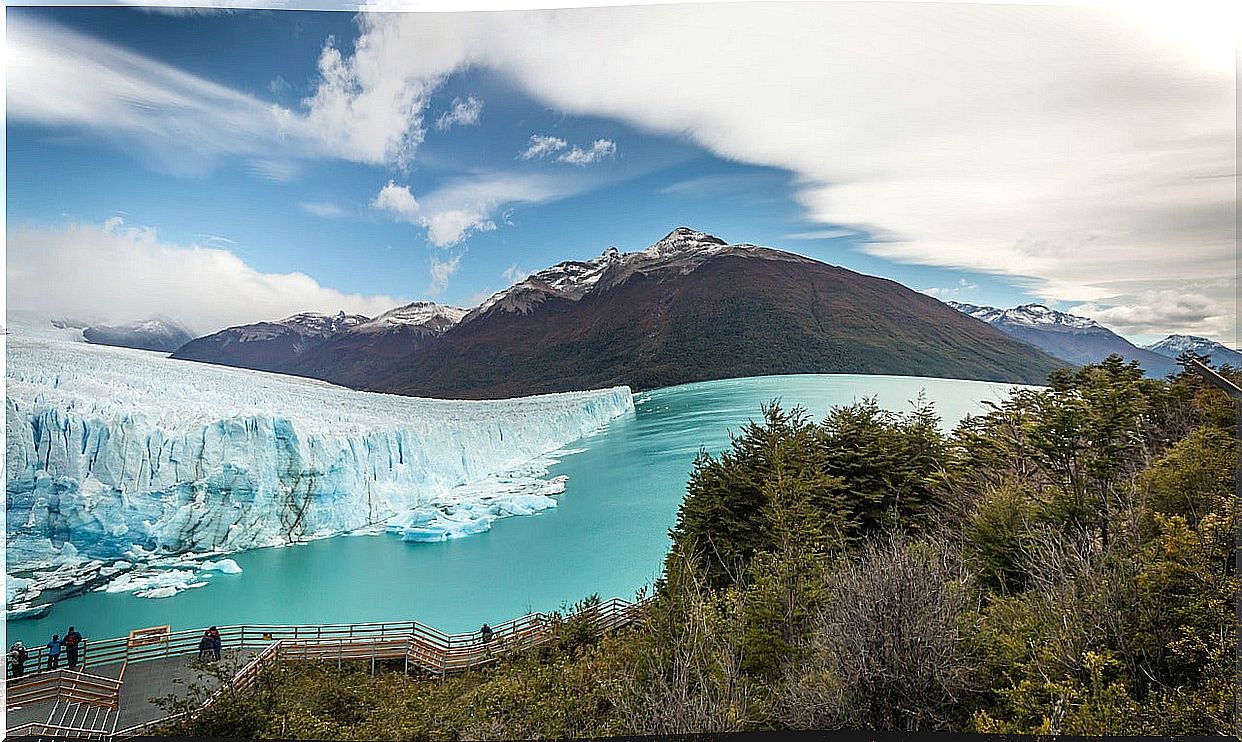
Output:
left=643, top=227, right=729, bottom=258
left=1145, top=334, right=1242, bottom=366
left=472, top=244, right=626, bottom=317
left=277, top=311, right=371, bottom=337
left=948, top=301, right=1102, bottom=331
left=1147, top=334, right=1210, bottom=355
left=354, top=302, right=469, bottom=335
left=469, top=228, right=744, bottom=320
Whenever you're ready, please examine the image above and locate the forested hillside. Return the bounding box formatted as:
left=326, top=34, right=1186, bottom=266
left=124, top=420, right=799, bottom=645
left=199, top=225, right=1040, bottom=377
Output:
left=157, top=353, right=1237, bottom=738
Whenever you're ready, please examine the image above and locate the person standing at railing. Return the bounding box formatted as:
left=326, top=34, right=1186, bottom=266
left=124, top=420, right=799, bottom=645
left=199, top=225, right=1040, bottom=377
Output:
left=45, top=634, right=62, bottom=671
left=480, top=623, right=494, bottom=643
left=63, top=626, right=83, bottom=670
left=9, top=641, right=28, bottom=678
left=208, top=626, right=222, bottom=661
left=198, top=630, right=215, bottom=661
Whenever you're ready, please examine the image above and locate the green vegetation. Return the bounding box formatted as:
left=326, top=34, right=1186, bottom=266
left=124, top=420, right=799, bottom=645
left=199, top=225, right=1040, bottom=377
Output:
left=158, top=354, right=1237, bottom=738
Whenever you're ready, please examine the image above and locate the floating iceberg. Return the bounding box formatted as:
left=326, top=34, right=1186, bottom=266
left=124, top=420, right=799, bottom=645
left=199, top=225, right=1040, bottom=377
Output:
left=5, top=330, right=634, bottom=589
left=200, top=558, right=242, bottom=574
left=102, top=568, right=209, bottom=598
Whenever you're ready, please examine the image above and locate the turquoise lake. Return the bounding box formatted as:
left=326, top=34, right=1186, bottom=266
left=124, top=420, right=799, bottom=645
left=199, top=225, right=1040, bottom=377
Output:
left=6, top=373, right=1025, bottom=646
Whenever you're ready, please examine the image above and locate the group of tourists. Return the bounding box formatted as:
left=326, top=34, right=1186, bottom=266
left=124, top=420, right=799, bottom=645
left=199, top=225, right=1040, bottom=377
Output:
left=7, top=626, right=85, bottom=678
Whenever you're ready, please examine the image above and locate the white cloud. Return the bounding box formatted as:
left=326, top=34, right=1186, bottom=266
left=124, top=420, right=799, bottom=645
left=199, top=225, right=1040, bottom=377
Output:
left=1068, top=278, right=1236, bottom=342
left=298, top=201, right=347, bottom=219
left=5, top=15, right=446, bottom=173
left=435, top=96, right=484, bottom=131
left=783, top=228, right=857, bottom=241
left=558, top=138, right=616, bottom=166
left=298, top=18, right=474, bottom=169
left=921, top=278, right=979, bottom=301
left=520, top=134, right=568, bottom=160
left=6, top=16, right=322, bottom=175
left=371, top=179, right=495, bottom=247
left=269, top=74, right=292, bottom=97
left=196, top=233, right=237, bottom=247
left=428, top=252, right=463, bottom=295
left=372, top=171, right=593, bottom=246
left=502, top=263, right=528, bottom=284
left=423, top=209, right=496, bottom=247
left=371, top=180, right=421, bottom=222
left=519, top=134, right=615, bottom=165
left=5, top=220, right=404, bottom=335
left=309, top=4, right=1233, bottom=341
left=246, top=159, right=300, bottom=182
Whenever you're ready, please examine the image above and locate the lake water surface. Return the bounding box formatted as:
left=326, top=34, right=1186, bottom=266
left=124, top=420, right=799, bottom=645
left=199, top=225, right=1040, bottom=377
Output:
left=6, top=373, right=1023, bottom=646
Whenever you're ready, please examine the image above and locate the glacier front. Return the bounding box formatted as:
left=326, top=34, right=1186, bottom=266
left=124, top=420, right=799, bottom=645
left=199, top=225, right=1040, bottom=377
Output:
left=5, top=330, right=634, bottom=581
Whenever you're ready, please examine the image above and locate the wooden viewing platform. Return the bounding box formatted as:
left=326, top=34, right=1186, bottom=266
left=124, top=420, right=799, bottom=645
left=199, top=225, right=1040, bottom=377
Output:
left=4, top=596, right=649, bottom=740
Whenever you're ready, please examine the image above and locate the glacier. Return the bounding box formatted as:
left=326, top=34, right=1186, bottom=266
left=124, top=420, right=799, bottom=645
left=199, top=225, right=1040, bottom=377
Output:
left=5, top=328, right=634, bottom=604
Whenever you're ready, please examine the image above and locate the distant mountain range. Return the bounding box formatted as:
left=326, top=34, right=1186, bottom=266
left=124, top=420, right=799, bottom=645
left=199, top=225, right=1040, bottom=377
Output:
left=169, top=228, right=1061, bottom=398
left=73, top=318, right=194, bottom=353
left=171, top=311, right=371, bottom=374
left=172, top=303, right=470, bottom=386
left=274, top=303, right=469, bottom=388
left=946, top=302, right=1181, bottom=378
left=1145, top=334, right=1242, bottom=367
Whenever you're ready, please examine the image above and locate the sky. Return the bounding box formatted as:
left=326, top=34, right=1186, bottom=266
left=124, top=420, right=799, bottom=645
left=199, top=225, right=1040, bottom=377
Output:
left=3, top=0, right=1237, bottom=345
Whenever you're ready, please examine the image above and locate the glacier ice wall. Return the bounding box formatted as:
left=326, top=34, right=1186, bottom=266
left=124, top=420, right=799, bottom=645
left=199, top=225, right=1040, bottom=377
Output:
left=5, top=333, right=633, bottom=571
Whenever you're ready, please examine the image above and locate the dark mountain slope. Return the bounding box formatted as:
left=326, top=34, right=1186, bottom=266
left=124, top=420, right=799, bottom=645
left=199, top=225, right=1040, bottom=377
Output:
left=372, top=241, right=1062, bottom=399
left=170, top=311, right=369, bottom=374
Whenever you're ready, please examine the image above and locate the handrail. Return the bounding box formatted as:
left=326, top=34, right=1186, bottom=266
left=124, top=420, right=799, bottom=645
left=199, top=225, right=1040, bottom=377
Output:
left=11, top=595, right=653, bottom=740
left=7, top=597, right=648, bottom=681
left=7, top=720, right=115, bottom=739
left=5, top=668, right=123, bottom=711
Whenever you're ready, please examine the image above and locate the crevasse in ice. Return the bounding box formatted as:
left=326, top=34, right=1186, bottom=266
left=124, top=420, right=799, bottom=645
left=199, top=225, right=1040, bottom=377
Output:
left=5, top=332, right=634, bottom=573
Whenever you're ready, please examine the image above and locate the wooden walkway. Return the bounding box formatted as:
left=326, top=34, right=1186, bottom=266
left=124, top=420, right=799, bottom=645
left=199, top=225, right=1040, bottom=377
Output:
left=5, top=597, right=648, bottom=739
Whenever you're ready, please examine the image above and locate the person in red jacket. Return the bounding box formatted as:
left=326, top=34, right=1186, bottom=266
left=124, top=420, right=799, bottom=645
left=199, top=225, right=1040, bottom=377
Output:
left=63, top=626, right=83, bottom=670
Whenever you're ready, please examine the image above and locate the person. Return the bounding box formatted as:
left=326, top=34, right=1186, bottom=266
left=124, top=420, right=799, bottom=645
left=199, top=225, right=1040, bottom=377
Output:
left=480, top=623, right=494, bottom=643
left=63, top=626, right=83, bottom=670
left=46, top=634, right=62, bottom=671
left=198, top=630, right=215, bottom=661
left=208, top=626, right=222, bottom=661
left=9, top=642, right=28, bottom=678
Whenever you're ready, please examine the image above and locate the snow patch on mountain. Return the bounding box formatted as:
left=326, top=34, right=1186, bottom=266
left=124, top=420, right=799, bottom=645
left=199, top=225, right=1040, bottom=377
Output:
left=354, top=301, right=469, bottom=335
left=948, top=302, right=1103, bottom=331
left=469, top=227, right=806, bottom=320
left=1145, top=334, right=1242, bottom=365
left=278, top=311, right=371, bottom=337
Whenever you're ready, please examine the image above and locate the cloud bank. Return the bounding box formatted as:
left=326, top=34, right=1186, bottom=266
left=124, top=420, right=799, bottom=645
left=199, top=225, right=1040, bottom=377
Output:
left=319, top=3, right=1236, bottom=340
left=8, top=4, right=1235, bottom=341
left=6, top=220, right=405, bottom=335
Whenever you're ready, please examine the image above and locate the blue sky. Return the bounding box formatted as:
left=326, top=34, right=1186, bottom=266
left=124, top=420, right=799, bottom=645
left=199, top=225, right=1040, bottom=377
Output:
left=5, top=3, right=1236, bottom=343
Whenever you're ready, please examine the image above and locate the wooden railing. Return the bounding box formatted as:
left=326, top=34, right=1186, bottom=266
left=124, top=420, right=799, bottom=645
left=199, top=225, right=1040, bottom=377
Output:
left=5, top=720, right=116, bottom=739
left=7, top=598, right=648, bottom=680
left=5, top=669, right=122, bottom=711
left=9, top=596, right=650, bottom=740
